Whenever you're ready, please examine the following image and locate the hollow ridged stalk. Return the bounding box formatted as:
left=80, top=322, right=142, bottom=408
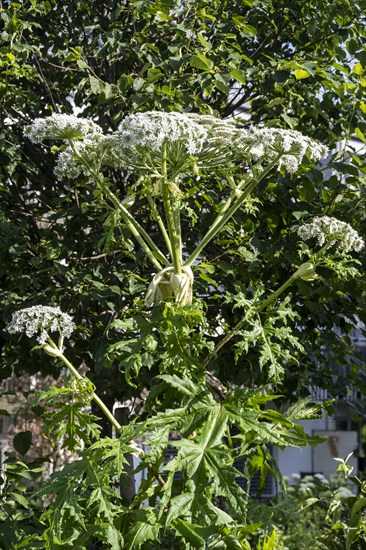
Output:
left=100, top=183, right=170, bottom=269
left=161, top=142, right=182, bottom=274
left=67, top=140, right=169, bottom=270
left=184, top=155, right=282, bottom=267
left=147, top=195, right=173, bottom=257
left=173, top=196, right=182, bottom=263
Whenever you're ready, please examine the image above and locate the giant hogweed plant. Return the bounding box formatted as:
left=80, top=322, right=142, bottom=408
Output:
left=1, top=112, right=364, bottom=549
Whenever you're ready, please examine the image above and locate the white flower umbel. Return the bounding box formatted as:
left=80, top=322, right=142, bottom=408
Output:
left=298, top=216, right=365, bottom=253
left=247, top=126, right=329, bottom=173
left=23, top=110, right=330, bottom=307
left=187, top=114, right=328, bottom=173
left=6, top=305, right=75, bottom=345
left=53, top=135, right=111, bottom=180
left=117, top=111, right=208, bottom=155
left=26, top=111, right=329, bottom=181
left=24, top=113, right=102, bottom=143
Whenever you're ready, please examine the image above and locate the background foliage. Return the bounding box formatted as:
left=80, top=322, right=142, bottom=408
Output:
left=1, top=0, right=366, bottom=548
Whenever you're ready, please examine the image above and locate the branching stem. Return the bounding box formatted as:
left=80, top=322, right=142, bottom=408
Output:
left=67, top=140, right=169, bottom=270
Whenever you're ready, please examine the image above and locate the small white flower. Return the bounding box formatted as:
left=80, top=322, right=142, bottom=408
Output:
left=24, top=113, right=102, bottom=143
left=6, top=306, right=75, bottom=345
left=297, top=216, right=365, bottom=253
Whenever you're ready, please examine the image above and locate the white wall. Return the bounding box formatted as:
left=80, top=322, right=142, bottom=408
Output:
left=273, top=416, right=336, bottom=480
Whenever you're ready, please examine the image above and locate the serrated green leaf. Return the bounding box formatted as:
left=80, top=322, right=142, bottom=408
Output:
left=165, top=492, right=195, bottom=525
left=89, top=437, right=132, bottom=476
left=285, top=398, right=323, bottom=421
left=88, top=486, right=118, bottom=522
left=158, top=373, right=197, bottom=396
left=173, top=519, right=206, bottom=549
left=125, top=517, right=160, bottom=549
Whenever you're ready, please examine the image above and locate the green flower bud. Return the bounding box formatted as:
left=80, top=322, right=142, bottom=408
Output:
left=43, top=345, right=62, bottom=358
left=295, top=262, right=317, bottom=281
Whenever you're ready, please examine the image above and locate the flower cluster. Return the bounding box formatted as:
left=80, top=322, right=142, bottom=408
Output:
left=297, top=216, right=365, bottom=253
left=186, top=114, right=328, bottom=172
left=53, top=135, right=111, bottom=179
left=117, top=111, right=208, bottom=155
left=246, top=126, right=329, bottom=173
left=24, top=113, right=102, bottom=143
left=25, top=111, right=329, bottom=180
left=6, top=306, right=75, bottom=345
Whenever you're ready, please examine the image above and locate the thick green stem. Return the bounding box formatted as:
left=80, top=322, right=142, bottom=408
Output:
left=256, top=273, right=300, bottom=313
left=101, top=184, right=169, bottom=269
left=185, top=156, right=282, bottom=267
left=46, top=339, right=123, bottom=434
left=315, top=240, right=336, bottom=257
left=147, top=195, right=173, bottom=257
left=161, top=143, right=182, bottom=274
left=226, top=426, right=234, bottom=449
left=173, top=197, right=182, bottom=262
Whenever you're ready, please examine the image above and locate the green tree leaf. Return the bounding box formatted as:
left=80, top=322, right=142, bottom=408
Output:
left=13, top=431, right=32, bottom=455
left=190, top=53, right=214, bottom=71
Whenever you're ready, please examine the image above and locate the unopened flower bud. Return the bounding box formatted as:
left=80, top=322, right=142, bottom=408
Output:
left=43, top=345, right=62, bottom=358
left=295, top=262, right=317, bottom=281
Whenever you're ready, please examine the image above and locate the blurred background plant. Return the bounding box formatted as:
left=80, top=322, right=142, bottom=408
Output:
left=246, top=456, right=366, bottom=550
